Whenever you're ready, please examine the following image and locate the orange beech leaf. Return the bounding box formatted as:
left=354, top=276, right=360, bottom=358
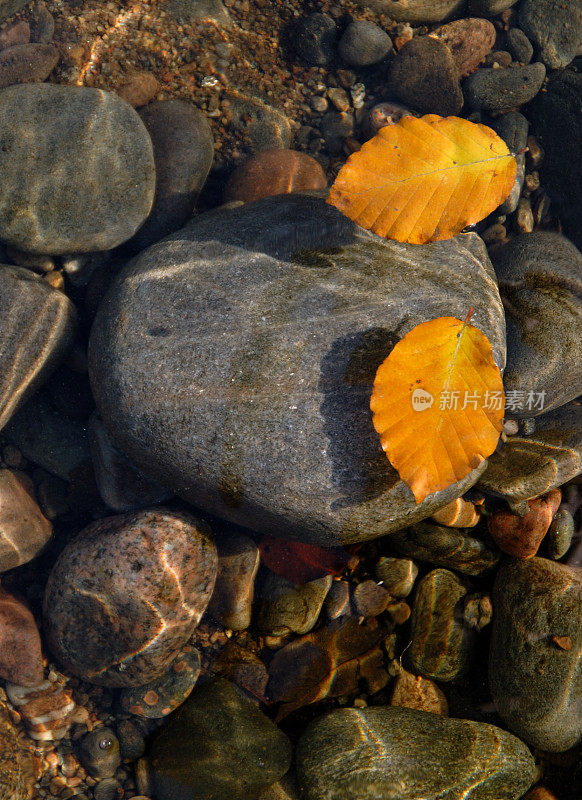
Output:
left=370, top=314, right=504, bottom=503
left=327, top=114, right=516, bottom=244
left=259, top=536, right=357, bottom=585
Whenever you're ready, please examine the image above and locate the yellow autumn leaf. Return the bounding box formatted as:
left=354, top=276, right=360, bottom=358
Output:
left=327, top=114, right=516, bottom=244
left=370, top=315, right=505, bottom=503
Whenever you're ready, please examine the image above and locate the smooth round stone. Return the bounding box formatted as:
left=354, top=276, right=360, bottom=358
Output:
left=256, top=573, right=332, bottom=636
left=545, top=507, right=574, bottom=560
left=507, top=28, right=534, bottom=64
left=88, top=194, right=506, bottom=547
left=489, top=557, right=582, bottom=752
left=0, top=469, right=52, bottom=573
left=478, top=403, right=582, bottom=503
left=375, top=557, right=418, bottom=597
left=487, top=489, right=561, bottom=559
left=356, top=1, right=466, bottom=24
left=0, top=586, right=43, bottom=686
left=463, top=63, right=546, bottom=114
left=490, top=233, right=582, bottom=416
left=296, top=706, right=536, bottom=800
left=338, top=20, right=393, bottom=67
left=0, top=84, right=155, bottom=254
left=0, top=43, right=58, bottom=87
left=126, top=100, right=214, bottom=252
left=116, top=70, right=160, bottom=108
left=490, top=110, right=529, bottom=153
left=0, top=264, right=76, bottom=432
left=0, top=699, right=35, bottom=800
left=323, top=579, right=351, bottom=620
left=520, top=0, right=582, bottom=69
left=77, top=728, right=121, bottom=779
left=352, top=579, right=390, bottom=617
left=390, top=522, right=499, bottom=576
left=429, top=18, right=496, bottom=77
left=390, top=668, right=448, bottom=715
left=224, top=149, right=327, bottom=204
left=294, top=13, right=337, bottom=66
left=387, top=36, right=463, bottom=116
left=120, top=644, right=201, bottom=718
left=43, top=509, right=217, bottom=686
left=150, top=679, right=292, bottom=800
left=205, top=531, right=260, bottom=630
left=409, top=569, right=475, bottom=681
left=116, top=719, right=147, bottom=762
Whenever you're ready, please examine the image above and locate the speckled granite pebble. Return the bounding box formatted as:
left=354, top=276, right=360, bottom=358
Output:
left=489, top=557, right=582, bottom=751
left=296, top=706, right=535, bottom=800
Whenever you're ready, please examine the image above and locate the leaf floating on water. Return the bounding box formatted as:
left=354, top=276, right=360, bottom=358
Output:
left=327, top=114, right=516, bottom=243
left=370, top=315, right=504, bottom=503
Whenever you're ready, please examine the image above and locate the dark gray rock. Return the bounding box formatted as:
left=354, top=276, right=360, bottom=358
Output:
left=506, top=28, right=533, bottom=64
left=88, top=194, right=506, bottom=547
left=0, top=42, right=59, bottom=87
left=319, top=111, right=354, bottom=155
left=519, top=0, right=582, bottom=69
left=545, top=507, right=575, bottom=560
left=478, top=403, right=582, bottom=503
left=0, top=84, right=155, bottom=254
left=390, top=521, right=499, bottom=576
left=491, top=111, right=529, bottom=153
left=338, top=20, right=393, bottom=67
left=463, top=63, right=546, bottom=114
left=489, top=557, right=582, bottom=752
left=126, top=101, right=214, bottom=253
left=0, top=0, right=30, bottom=24
left=77, top=728, right=121, bottom=779
left=356, top=1, right=466, bottom=24
left=490, top=233, right=582, bottom=416
left=296, top=706, right=536, bottom=800
left=294, top=14, right=337, bottom=67
left=409, top=568, right=475, bottom=681
left=526, top=71, right=582, bottom=251
left=29, top=1, right=54, bottom=44
left=0, top=265, right=76, bottom=433
left=150, top=679, right=292, bottom=800
left=387, top=36, right=463, bottom=117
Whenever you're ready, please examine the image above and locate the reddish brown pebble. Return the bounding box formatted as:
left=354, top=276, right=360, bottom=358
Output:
left=116, top=71, right=160, bottom=108
left=386, top=600, right=411, bottom=626
left=5, top=679, right=76, bottom=741
left=523, top=789, right=559, bottom=800
left=0, top=469, right=52, bottom=572
left=487, top=489, right=561, bottom=558
left=0, top=586, right=44, bottom=686
left=430, top=18, right=496, bottom=77
left=352, top=580, right=391, bottom=618
left=391, top=668, right=448, bottom=716
left=551, top=635, right=572, bottom=651
left=143, top=691, right=159, bottom=706
left=0, top=43, right=59, bottom=88
left=223, top=149, right=327, bottom=204
left=0, top=21, right=30, bottom=50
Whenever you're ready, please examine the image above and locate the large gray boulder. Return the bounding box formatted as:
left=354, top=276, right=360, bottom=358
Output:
left=89, top=195, right=505, bottom=546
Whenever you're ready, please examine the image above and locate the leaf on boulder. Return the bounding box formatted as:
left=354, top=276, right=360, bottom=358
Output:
left=370, top=314, right=504, bottom=503
left=327, top=114, right=516, bottom=244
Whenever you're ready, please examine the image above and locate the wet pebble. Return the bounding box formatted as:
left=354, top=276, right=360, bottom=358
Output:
left=257, top=572, right=332, bottom=636
left=390, top=669, right=448, bottom=715
left=205, top=531, right=260, bottom=630
left=0, top=586, right=43, bottom=686
left=375, top=557, right=418, bottom=597
left=119, top=644, right=201, bottom=718
left=545, top=507, right=575, bottom=560
left=519, top=0, right=582, bottom=69
left=464, top=63, right=546, bottom=114
left=323, top=579, right=351, bottom=620
left=431, top=497, right=480, bottom=527
left=294, top=13, right=337, bottom=67
left=491, top=110, right=529, bottom=153
left=338, top=20, right=393, bottom=67
left=429, top=17, right=496, bottom=77
left=29, top=1, right=54, bottom=44
left=93, top=778, right=119, bottom=800
left=0, top=20, right=30, bottom=49
left=77, top=728, right=121, bottom=779
left=0, top=469, right=52, bottom=572
left=390, top=522, right=499, bottom=576
left=387, top=36, right=463, bottom=117
left=0, top=42, right=58, bottom=87
left=43, top=509, right=217, bottom=686
left=116, top=719, right=146, bottom=762
left=514, top=196, right=534, bottom=233
left=489, top=557, right=582, bottom=751
left=319, top=110, right=354, bottom=154
left=363, top=1, right=466, bottom=24
left=506, top=28, right=534, bottom=64
left=365, top=101, right=416, bottom=137
left=463, top=592, right=493, bottom=629
left=224, top=149, right=327, bottom=204
left=116, top=70, right=160, bottom=108
left=409, top=569, right=475, bottom=682
left=468, top=0, right=518, bottom=14
left=352, top=580, right=390, bottom=618
left=6, top=678, right=76, bottom=741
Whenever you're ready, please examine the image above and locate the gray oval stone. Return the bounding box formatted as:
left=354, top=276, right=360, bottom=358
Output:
left=88, top=194, right=505, bottom=546
left=489, top=557, right=582, bottom=752
left=463, top=63, right=546, bottom=114
left=0, top=84, right=155, bottom=254
left=296, top=706, right=536, bottom=800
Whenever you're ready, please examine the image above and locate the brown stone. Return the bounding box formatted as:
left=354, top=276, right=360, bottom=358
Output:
left=488, top=489, right=561, bottom=558
left=224, top=149, right=327, bottom=204
left=0, top=20, right=30, bottom=50
left=0, top=43, right=59, bottom=88
left=523, top=788, right=559, bottom=800
left=43, top=509, right=218, bottom=686
left=5, top=679, right=76, bottom=741
left=0, top=469, right=52, bottom=573
left=352, top=580, right=390, bottom=618
left=430, top=18, right=496, bottom=77
left=391, top=668, right=449, bottom=715
left=116, top=70, right=160, bottom=108
left=431, top=497, right=480, bottom=527
left=0, top=586, right=43, bottom=686
left=205, top=531, right=259, bottom=630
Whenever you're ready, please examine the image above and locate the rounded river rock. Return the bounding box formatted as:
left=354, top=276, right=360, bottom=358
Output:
left=0, top=83, right=155, bottom=254
left=296, top=706, right=535, bottom=800
left=43, top=509, right=217, bottom=687
left=89, top=194, right=506, bottom=547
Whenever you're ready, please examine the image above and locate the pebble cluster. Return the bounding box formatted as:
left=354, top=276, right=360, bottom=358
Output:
left=0, top=1, right=580, bottom=800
